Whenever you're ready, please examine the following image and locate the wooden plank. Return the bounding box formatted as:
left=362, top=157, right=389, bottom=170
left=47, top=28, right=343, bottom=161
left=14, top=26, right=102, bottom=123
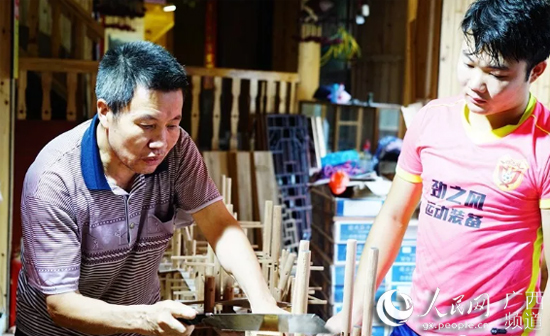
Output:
left=279, top=82, right=287, bottom=114
left=66, top=72, right=77, bottom=121
left=228, top=151, right=253, bottom=222
left=230, top=78, right=240, bottom=150
left=266, top=80, right=276, bottom=113
left=190, top=76, right=201, bottom=143
left=17, top=70, right=27, bottom=120
left=334, top=106, right=341, bottom=151
left=41, top=72, right=53, bottom=120
left=289, top=82, right=297, bottom=114
left=0, top=0, right=12, bottom=321
left=249, top=79, right=258, bottom=149
left=211, top=77, right=222, bottom=150
left=252, top=151, right=279, bottom=223
left=186, top=66, right=299, bottom=83
left=356, top=107, right=364, bottom=151
left=50, top=0, right=61, bottom=58
left=27, top=0, right=40, bottom=56
left=72, top=21, right=85, bottom=59
left=202, top=151, right=229, bottom=191
left=19, top=57, right=99, bottom=73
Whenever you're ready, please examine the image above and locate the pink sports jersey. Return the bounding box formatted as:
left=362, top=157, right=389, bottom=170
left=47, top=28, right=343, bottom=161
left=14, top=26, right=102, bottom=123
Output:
left=396, top=94, right=550, bottom=336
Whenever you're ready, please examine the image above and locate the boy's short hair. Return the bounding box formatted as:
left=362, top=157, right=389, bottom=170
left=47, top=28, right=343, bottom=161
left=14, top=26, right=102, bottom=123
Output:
left=96, top=41, right=188, bottom=114
left=461, top=0, right=550, bottom=80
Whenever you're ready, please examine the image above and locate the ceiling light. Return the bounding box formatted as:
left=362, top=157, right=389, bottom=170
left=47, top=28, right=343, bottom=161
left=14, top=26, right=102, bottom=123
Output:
left=163, top=4, right=176, bottom=12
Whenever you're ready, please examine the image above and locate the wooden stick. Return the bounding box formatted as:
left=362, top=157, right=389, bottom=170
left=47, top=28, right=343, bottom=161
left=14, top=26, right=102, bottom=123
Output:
left=299, top=240, right=310, bottom=252
left=222, top=175, right=227, bottom=204
left=262, top=201, right=274, bottom=279
left=269, top=205, right=282, bottom=290
left=342, top=240, right=357, bottom=336
left=280, top=249, right=289, bottom=270
left=204, top=276, right=216, bottom=313
left=206, top=245, right=215, bottom=276
left=226, top=178, right=232, bottom=206
left=291, top=248, right=311, bottom=314
left=276, top=252, right=296, bottom=301
left=361, top=248, right=379, bottom=336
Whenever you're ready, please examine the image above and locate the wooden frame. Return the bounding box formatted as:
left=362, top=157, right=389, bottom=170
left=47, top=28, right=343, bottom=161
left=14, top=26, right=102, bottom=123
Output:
left=0, top=0, right=13, bottom=328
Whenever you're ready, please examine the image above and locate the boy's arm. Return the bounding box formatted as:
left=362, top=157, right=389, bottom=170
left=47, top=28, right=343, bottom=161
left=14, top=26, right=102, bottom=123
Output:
left=540, top=209, right=550, bottom=336
left=326, top=175, right=422, bottom=332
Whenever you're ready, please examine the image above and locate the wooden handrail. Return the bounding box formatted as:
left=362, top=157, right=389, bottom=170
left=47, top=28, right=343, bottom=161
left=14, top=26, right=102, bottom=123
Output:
left=19, top=57, right=99, bottom=73
left=17, top=58, right=301, bottom=152
left=56, top=0, right=104, bottom=42
left=185, top=66, right=300, bottom=83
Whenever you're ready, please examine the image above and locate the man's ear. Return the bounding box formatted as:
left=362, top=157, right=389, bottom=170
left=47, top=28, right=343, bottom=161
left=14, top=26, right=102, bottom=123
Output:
left=97, top=99, right=112, bottom=129
left=530, top=61, right=547, bottom=83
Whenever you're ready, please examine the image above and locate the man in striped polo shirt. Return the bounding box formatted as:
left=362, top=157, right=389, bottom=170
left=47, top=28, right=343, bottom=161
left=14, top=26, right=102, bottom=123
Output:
left=16, top=41, right=283, bottom=336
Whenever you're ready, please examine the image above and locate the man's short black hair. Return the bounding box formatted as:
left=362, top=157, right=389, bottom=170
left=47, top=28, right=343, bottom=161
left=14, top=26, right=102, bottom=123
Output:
left=461, top=0, right=550, bottom=80
left=96, top=41, right=188, bottom=114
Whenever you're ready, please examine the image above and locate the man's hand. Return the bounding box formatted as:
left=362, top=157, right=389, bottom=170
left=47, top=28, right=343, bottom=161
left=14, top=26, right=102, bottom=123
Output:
left=142, top=301, right=197, bottom=336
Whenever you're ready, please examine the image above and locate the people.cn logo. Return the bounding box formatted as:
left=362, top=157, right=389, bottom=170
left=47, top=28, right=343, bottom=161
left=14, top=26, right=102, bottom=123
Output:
left=376, top=290, right=414, bottom=327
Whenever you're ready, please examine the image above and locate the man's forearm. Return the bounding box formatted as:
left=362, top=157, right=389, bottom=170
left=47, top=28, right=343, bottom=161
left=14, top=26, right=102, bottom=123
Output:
left=349, top=213, right=409, bottom=323
left=46, top=292, right=150, bottom=335
left=213, top=224, right=277, bottom=310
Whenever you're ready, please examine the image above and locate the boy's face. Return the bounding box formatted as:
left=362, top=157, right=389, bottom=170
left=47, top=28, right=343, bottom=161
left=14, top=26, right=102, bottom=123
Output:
left=457, top=40, right=533, bottom=116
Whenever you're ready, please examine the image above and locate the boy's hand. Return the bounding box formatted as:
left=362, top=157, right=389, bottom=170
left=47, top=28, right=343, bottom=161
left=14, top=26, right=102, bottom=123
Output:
left=325, top=312, right=345, bottom=334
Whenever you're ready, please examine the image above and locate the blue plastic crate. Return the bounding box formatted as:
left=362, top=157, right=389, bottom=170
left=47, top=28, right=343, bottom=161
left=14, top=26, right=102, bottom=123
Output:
left=390, top=264, right=415, bottom=283
left=335, top=242, right=365, bottom=264
left=331, top=283, right=387, bottom=304
left=333, top=222, right=374, bottom=242
left=395, top=244, right=416, bottom=263
left=335, top=198, right=384, bottom=217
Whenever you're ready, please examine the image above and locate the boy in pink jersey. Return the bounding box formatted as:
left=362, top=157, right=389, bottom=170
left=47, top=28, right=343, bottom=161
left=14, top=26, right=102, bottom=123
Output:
left=327, top=0, right=550, bottom=335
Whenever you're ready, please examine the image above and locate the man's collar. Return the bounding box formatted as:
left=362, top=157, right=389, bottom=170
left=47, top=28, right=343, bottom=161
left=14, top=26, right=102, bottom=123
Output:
left=81, top=115, right=168, bottom=191
left=81, top=115, right=110, bottom=190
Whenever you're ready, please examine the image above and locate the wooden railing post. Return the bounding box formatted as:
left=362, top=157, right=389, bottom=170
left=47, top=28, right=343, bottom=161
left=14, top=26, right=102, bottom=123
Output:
left=230, top=79, right=240, bottom=150
left=41, top=72, right=53, bottom=120
left=190, top=76, right=201, bottom=143
left=17, top=70, right=27, bottom=120
left=50, top=1, right=61, bottom=58
left=66, top=72, right=77, bottom=121
left=211, top=77, right=222, bottom=150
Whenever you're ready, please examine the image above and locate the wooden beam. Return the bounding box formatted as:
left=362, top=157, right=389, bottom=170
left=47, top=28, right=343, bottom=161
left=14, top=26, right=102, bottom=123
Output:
left=57, top=0, right=105, bottom=42
left=19, top=57, right=99, bottom=73
left=185, top=66, right=299, bottom=83
left=0, top=0, right=13, bottom=326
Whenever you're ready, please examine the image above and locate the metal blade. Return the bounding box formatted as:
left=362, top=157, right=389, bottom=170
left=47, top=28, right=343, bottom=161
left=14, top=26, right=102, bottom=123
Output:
left=201, top=313, right=331, bottom=334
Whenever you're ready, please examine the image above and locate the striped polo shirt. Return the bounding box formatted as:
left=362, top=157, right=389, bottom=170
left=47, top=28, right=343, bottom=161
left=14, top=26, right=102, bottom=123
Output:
left=16, top=115, right=221, bottom=335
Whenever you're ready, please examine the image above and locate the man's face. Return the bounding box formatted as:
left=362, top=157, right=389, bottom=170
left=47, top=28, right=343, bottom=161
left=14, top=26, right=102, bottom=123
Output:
left=104, top=86, right=183, bottom=175
left=456, top=39, right=531, bottom=116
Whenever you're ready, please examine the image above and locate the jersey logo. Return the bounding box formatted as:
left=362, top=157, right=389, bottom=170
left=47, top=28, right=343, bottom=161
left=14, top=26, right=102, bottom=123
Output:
left=493, top=155, right=529, bottom=191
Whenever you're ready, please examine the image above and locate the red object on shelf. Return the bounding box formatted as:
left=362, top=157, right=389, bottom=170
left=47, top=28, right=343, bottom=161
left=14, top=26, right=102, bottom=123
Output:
left=329, top=170, right=350, bottom=195
left=10, top=255, right=22, bottom=328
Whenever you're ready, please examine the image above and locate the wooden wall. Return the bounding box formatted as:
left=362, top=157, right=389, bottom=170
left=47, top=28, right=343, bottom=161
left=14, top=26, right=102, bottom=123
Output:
left=438, top=0, right=550, bottom=108
left=351, top=0, right=408, bottom=104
